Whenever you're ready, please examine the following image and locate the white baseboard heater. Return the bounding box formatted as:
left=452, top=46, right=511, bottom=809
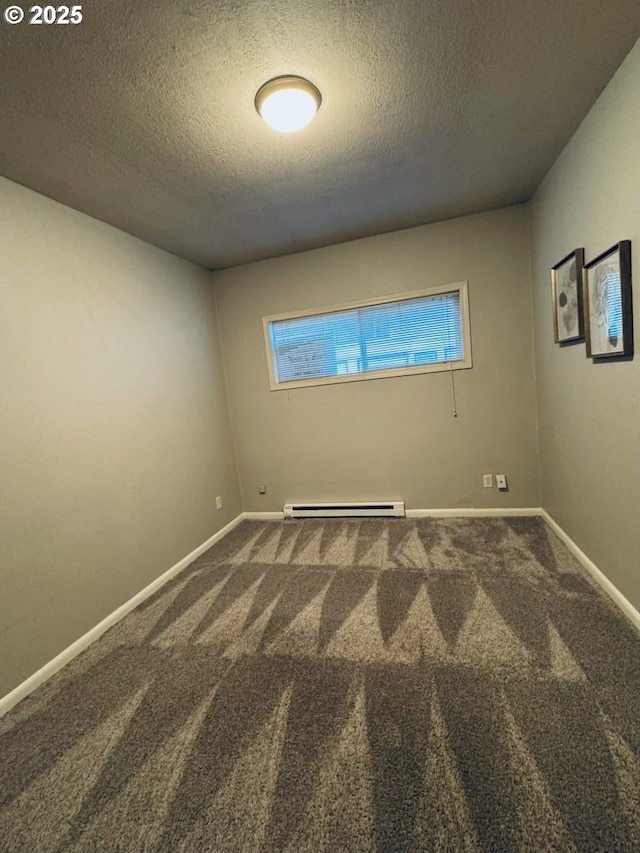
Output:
left=283, top=501, right=406, bottom=519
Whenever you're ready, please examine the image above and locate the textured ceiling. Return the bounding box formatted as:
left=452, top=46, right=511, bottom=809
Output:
left=1, top=1, right=639, bottom=269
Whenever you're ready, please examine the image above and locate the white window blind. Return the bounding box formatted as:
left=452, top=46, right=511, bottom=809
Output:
left=263, top=282, right=472, bottom=390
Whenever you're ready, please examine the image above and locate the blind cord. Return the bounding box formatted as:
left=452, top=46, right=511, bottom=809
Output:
left=449, top=361, right=458, bottom=418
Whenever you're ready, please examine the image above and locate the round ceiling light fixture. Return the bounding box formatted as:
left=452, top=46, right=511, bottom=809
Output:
left=255, top=76, right=322, bottom=133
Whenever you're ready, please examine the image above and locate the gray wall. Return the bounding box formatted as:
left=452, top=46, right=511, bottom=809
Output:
left=530, top=42, right=640, bottom=609
left=0, top=178, right=241, bottom=695
left=213, top=205, right=540, bottom=512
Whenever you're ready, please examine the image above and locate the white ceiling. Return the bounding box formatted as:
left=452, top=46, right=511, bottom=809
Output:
left=1, top=1, right=638, bottom=269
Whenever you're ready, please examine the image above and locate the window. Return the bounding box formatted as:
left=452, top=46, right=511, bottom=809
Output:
left=263, top=281, right=472, bottom=390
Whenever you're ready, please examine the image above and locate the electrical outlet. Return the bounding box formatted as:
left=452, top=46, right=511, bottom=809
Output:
left=496, top=474, right=508, bottom=490
left=483, top=474, right=493, bottom=488
left=216, top=496, right=222, bottom=509
left=258, top=485, right=267, bottom=495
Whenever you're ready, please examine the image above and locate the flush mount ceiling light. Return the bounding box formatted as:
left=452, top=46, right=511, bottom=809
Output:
left=255, top=76, right=322, bottom=133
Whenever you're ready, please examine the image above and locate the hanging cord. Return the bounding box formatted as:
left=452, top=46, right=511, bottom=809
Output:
left=449, top=360, right=458, bottom=418
left=446, top=299, right=458, bottom=418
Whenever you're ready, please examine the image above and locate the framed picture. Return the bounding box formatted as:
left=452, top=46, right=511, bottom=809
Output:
left=583, top=240, right=633, bottom=359
left=551, top=249, right=585, bottom=343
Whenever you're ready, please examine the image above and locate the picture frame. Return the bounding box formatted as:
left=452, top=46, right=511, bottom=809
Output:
left=551, top=249, right=585, bottom=343
left=583, top=240, right=633, bottom=359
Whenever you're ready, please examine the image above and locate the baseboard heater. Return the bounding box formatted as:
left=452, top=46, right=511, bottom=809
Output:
left=283, top=501, right=406, bottom=519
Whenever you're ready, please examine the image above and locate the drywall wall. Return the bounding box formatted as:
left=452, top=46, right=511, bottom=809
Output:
left=530, top=42, right=640, bottom=609
left=0, top=178, right=241, bottom=695
left=213, top=205, right=539, bottom=513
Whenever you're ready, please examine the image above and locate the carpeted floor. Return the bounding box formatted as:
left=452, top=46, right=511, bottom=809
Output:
left=1, top=517, right=639, bottom=852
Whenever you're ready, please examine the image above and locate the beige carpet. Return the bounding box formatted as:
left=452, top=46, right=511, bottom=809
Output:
left=1, top=517, right=639, bottom=852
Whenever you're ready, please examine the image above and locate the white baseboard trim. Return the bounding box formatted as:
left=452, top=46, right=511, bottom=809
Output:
left=406, top=507, right=542, bottom=518
left=541, top=510, right=640, bottom=629
left=243, top=511, right=285, bottom=520
left=0, top=514, right=244, bottom=717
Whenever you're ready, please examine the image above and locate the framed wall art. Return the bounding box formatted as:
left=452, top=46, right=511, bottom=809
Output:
left=583, top=240, right=633, bottom=359
left=551, top=249, right=585, bottom=343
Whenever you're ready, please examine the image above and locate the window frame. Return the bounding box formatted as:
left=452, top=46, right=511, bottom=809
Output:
left=262, top=280, right=472, bottom=391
